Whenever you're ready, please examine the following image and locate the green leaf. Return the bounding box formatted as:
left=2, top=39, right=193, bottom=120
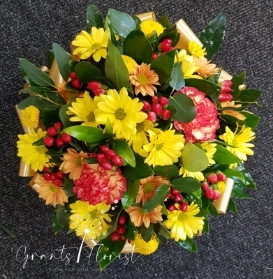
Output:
left=123, top=29, right=153, bottom=64
left=153, top=164, right=179, bottom=180
left=17, top=96, right=60, bottom=110
left=203, top=217, right=210, bottom=233
left=86, top=4, right=104, bottom=31
left=240, top=168, right=257, bottom=189
left=223, top=168, right=245, bottom=181
left=143, top=184, right=170, bottom=212
left=0, top=225, right=16, bottom=238
left=107, top=9, right=136, bottom=38
left=160, top=15, right=171, bottom=28
left=42, top=109, right=60, bottom=129
left=139, top=224, right=154, bottom=242
left=98, top=234, right=126, bottom=271
left=169, top=93, right=196, bottom=122
left=171, top=177, right=201, bottom=193
left=227, top=198, right=238, bottom=214
left=121, top=179, right=140, bottom=209
left=56, top=205, right=70, bottom=227
left=178, top=237, right=197, bottom=252
left=105, top=43, right=129, bottom=91
left=52, top=43, right=71, bottom=81
left=19, top=58, right=53, bottom=87
left=232, top=183, right=252, bottom=199
left=241, top=112, right=260, bottom=129
left=169, top=62, right=185, bottom=90
left=208, top=202, right=219, bottom=216
left=47, top=50, right=55, bottom=69
left=231, top=72, right=246, bottom=100
left=199, top=13, right=226, bottom=60
left=112, top=139, right=135, bottom=167
left=52, top=213, right=63, bottom=233
left=75, top=61, right=103, bottom=83
left=181, top=143, right=209, bottom=172
left=192, top=187, right=202, bottom=199
left=151, top=50, right=175, bottom=87
left=214, top=145, right=241, bottom=164
left=125, top=218, right=136, bottom=240
left=64, top=176, right=76, bottom=197
left=59, top=102, right=78, bottom=128
left=185, top=78, right=220, bottom=95
left=155, top=222, right=171, bottom=240
left=104, top=118, right=113, bottom=136
left=187, top=192, right=202, bottom=207
left=64, top=126, right=110, bottom=143
left=236, top=89, right=262, bottom=103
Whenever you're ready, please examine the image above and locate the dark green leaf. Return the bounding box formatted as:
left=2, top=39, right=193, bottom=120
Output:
left=47, top=50, right=55, bottom=69
left=143, top=184, right=170, bottom=212
left=178, top=237, right=197, bottom=252
left=52, top=213, right=63, bottom=233
left=227, top=198, right=238, bottom=214
left=231, top=72, right=246, bottom=100
left=121, top=179, right=140, bottom=209
left=19, top=58, right=53, bottom=87
left=59, top=102, right=77, bottom=128
left=52, top=43, right=71, bottom=81
left=75, top=61, right=103, bottom=83
left=171, top=177, right=201, bottom=193
left=187, top=192, right=202, bottom=207
left=17, top=96, right=60, bottom=110
left=139, top=223, right=154, bottom=242
left=169, top=93, right=196, bottom=122
left=86, top=4, right=104, bottom=31
left=236, top=89, right=262, bottom=103
left=42, top=109, right=60, bottom=129
left=170, top=62, right=185, bottom=90
left=123, top=29, right=153, bottom=64
left=202, top=217, right=210, bottom=233
left=56, top=205, right=70, bottom=227
left=214, top=145, right=241, bottom=164
left=64, top=176, right=76, bottom=197
left=232, top=184, right=252, bottom=199
left=131, top=15, right=142, bottom=28
left=125, top=218, right=136, bottom=240
left=32, top=138, right=44, bottom=146
left=241, top=112, right=260, bottom=129
left=153, top=164, right=179, bottom=180
left=160, top=15, right=171, bottom=28
left=185, top=78, right=220, bottom=95
left=112, top=139, right=135, bottom=167
left=156, top=222, right=171, bottom=240
left=208, top=202, right=219, bottom=216
left=223, top=168, right=244, bottom=181
left=199, top=13, right=226, bottom=60
left=83, top=157, right=98, bottom=164
left=240, top=169, right=257, bottom=189
left=0, top=225, right=16, bottom=238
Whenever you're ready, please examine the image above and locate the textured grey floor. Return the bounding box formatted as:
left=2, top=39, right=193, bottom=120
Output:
left=0, top=0, right=272, bottom=278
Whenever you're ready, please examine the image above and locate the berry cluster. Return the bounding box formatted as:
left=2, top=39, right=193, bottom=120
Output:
left=94, top=145, right=124, bottom=170
left=167, top=188, right=189, bottom=212
left=202, top=172, right=226, bottom=200
left=159, top=38, right=174, bottom=52
left=110, top=216, right=127, bottom=241
left=69, top=72, right=81, bottom=89
left=43, top=167, right=65, bottom=187
left=142, top=96, right=171, bottom=122
left=219, top=80, right=233, bottom=102
left=87, top=81, right=105, bottom=96
left=43, top=122, right=72, bottom=148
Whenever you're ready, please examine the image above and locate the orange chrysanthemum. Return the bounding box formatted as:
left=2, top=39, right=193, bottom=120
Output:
left=126, top=205, right=163, bottom=228
left=59, top=148, right=89, bottom=180
left=136, top=176, right=169, bottom=205
left=194, top=57, right=220, bottom=78
left=129, top=63, right=160, bottom=96
left=32, top=174, right=68, bottom=207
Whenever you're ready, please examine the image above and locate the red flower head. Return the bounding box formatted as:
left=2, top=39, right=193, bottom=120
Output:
left=174, top=87, right=219, bottom=142
left=73, top=163, right=126, bottom=205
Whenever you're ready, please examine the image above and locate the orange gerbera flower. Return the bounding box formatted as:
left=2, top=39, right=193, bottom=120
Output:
left=129, top=63, right=160, bottom=96
left=136, top=176, right=169, bottom=205
left=59, top=148, right=89, bottom=180
left=126, top=205, right=162, bottom=228
left=194, top=57, right=220, bottom=78
left=32, top=174, right=68, bottom=207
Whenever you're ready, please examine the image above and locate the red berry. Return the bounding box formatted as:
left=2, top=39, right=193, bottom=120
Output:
left=222, top=80, right=232, bottom=87
left=43, top=166, right=49, bottom=172
left=160, top=41, right=172, bottom=52
left=110, top=232, right=120, bottom=241
left=167, top=193, right=173, bottom=199
left=112, top=155, right=123, bottom=166
left=69, top=72, right=77, bottom=80
left=213, top=190, right=220, bottom=200
left=120, top=235, right=126, bottom=241
left=102, top=162, right=112, bottom=170
left=43, top=136, right=54, bottom=147
left=220, top=85, right=232, bottom=93
left=56, top=138, right=64, bottom=148
left=180, top=202, right=188, bottom=212
left=54, top=122, right=63, bottom=130
left=159, top=97, right=169, bottom=107
left=71, top=79, right=81, bottom=89
left=168, top=204, right=176, bottom=211
left=207, top=173, right=218, bottom=184
left=152, top=103, right=162, bottom=115
left=47, top=127, right=57, bottom=136
left=100, top=145, right=110, bottom=153
left=219, top=93, right=233, bottom=102
left=161, top=109, right=171, bottom=120
left=217, top=172, right=226, bottom=181
left=116, top=225, right=126, bottom=235
left=174, top=194, right=183, bottom=203
left=118, top=216, right=126, bottom=225
left=89, top=152, right=97, bottom=158
left=152, top=96, right=159, bottom=104
left=205, top=188, right=214, bottom=199
left=56, top=171, right=65, bottom=179
left=162, top=38, right=173, bottom=45
left=93, top=88, right=105, bottom=96
left=44, top=173, right=51, bottom=180
left=142, top=101, right=151, bottom=112
left=97, top=153, right=107, bottom=164
left=172, top=189, right=180, bottom=195
left=54, top=179, right=63, bottom=187
left=147, top=111, right=157, bottom=122
left=151, top=53, right=158, bottom=61
left=87, top=81, right=101, bottom=90
left=49, top=173, right=57, bottom=181
left=61, top=133, right=72, bottom=143
left=202, top=182, right=209, bottom=191
left=106, top=149, right=116, bottom=160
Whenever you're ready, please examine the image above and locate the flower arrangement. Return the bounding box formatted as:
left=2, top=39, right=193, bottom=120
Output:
left=16, top=4, right=261, bottom=270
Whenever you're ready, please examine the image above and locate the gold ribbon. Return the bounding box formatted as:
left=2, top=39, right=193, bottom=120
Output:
left=213, top=178, right=234, bottom=214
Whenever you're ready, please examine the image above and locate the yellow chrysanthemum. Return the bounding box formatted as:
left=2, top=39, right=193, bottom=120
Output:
left=75, top=218, right=102, bottom=240
left=121, top=55, right=137, bottom=74
left=179, top=167, right=204, bottom=181
left=142, top=130, right=185, bottom=167
left=95, top=87, right=147, bottom=140
left=71, top=27, right=110, bottom=61
left=17, top=128, right=51, bottom=171
left=219, top=125, right=255, bottom=164
left=21, top=105, right=40, bottom=128
left=128, top=120, right=159, bottom=154
left=201, top=142, right=217, bottom=165
left=66, top=91, right=98, bottom=127
left=140, top=20, right=165, bottom=37
left=188, top=41, right=207, bottom=58
left=131, top=233, right=159, bottom=255
left=163, top=202, right=204, bottom=241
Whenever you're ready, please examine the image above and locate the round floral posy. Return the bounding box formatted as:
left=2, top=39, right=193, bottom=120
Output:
left=16, top=4, right=261, bottom=270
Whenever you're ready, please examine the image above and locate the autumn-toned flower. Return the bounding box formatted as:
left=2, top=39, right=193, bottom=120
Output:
left=126, top=205, right=163, bottom=228
left=121, top=55, right=137, bottom=74
left=174, top=87, right=219, bottom=142
left=73, top=163, right=126, bottom=205
left=32, top=174, right=68, bottom=207
left=129, top=63, right=160, bottom=97
left=131, top=233, right=159, bottom=255
left=140, top=20, right=164, bottom=36
left=21, top=105, right=40, bottom=128
left=194, top=57, right=220, bottom=78
left=188, top=41, right=206, bottom=58
left=59, top=148, right=89, bottom=180
left=221, top=101, right=246, bottom=121
left=136, top=176, right=169, bottom=205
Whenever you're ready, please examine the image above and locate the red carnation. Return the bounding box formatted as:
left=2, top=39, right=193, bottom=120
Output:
left=73, top=163, right=126, bottom=205
left=174, top=87, right=219, bottom=142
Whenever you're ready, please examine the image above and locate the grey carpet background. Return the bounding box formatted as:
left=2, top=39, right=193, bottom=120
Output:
left=0, top=0, right=272, bottom=278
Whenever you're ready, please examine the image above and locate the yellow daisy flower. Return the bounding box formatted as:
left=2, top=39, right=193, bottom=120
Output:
left=188, top=41, right=207, bottom=58
left=179, top=167, right=204, bottom=181
left=21, top=105, right=40, bottom=128
left=163, top=202, right=204, bottom=241
left=131, top=233, right=159, bottom=255
left=95, top=87, right=147, bottom=140
left=121, top=55, right=137, bottom=74
left=71, top=27, right=110, bottom=61
left=17, top=128, right=51, bottom=172
left=140, top=20, right=165, bottom=36
left=142, top=130, right=185, bottom=167
left=75, top=218, right=101, bottom=240
left=201, top=142, right=217, bottom=165
left=66, top=91, right=98, bottom=127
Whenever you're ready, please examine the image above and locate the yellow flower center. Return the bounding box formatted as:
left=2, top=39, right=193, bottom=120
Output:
left=143, top=182, right=154, bottom=194
left=138, top=74, right=148, bottom=85
left=155, top=143, right=163, bottom=150
left=115, top=108, right=126, bottom=120
left=178, top=212, right=187, bottom=222
left=50, top=185, right=58, bottom=193
left=136, top=122, right=144, bottom=132
left=91, top=43, right=100, bottom=50
left=87, top=111, right=95, bottom=122
left=75, top=157, right=82, bottom=167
